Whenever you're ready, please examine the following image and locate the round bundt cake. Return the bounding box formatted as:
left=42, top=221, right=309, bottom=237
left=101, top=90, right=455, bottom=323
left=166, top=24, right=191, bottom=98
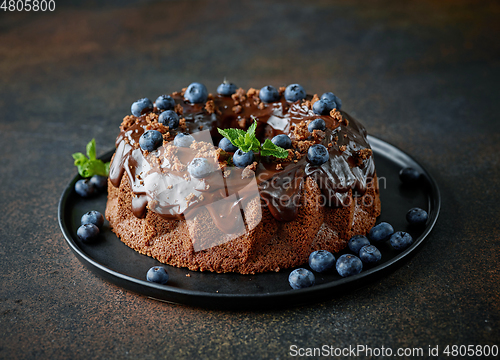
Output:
left=105, top=82, right=381, bottom=274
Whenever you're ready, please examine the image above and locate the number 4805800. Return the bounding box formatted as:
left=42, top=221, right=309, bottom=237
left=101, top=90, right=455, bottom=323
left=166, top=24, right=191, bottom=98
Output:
left=1, top=0, right=56, bottom=11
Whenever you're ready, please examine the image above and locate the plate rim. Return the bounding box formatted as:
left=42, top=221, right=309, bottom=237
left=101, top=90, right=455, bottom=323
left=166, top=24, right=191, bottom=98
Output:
left=58, top=135, right=441, bottom=308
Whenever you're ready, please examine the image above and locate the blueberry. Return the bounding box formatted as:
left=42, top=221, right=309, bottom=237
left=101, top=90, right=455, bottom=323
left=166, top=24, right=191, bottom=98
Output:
left=185, top=82, right=208, bottom=104
left=75, top=179, right=96, bottom=198
left=308, top=250, right=335, bottom=273
left=390, top=231, right=413, bottom=250
left=218, top=137, right=238, bottom=152
left=139, top=130, right=163, bottom=152
left=232, top=149, right=255, bottom=168
left=271, top=134, right=292, bottom=149
left=307, top=144, right=329, bottom=165
left=288, top=268, right=315, bottom=289
left=89, top=175, right=107, bottom=192
left=173, top=132, right=195, bottom=148
left=146, top=266, right=169, bottom=285
left=131, top=98, right=153, bottom=117
left=399, top=167, right=421, bottom=184
left=188, top=158, right=214, bottom=179
left=155, top=95, right=175, bottom=111
left=77, top=224, right=100, bottom=242
left=217, top=81, right=237, bottom=96
left=284, top=84, right=306, bottom=102
left=158, top=110, right=179, bottom=129
left=336, top=254, right=363, bottom=277
left=313, top=98, right=335, bottom=115
left=406, top=207, right=428, bottom=225
left=307, top=118, right=326, bottom=132
left=321, top=92, right=342, bottom=110
left=81, top=210, right=104, bottom=229
left=368, top=222, right=394, bottom=243
left=348, top=235, right=371, bottom=254
left=259, top=85, right=280, bottom=103
left=359, top=245, right=382, bottom=264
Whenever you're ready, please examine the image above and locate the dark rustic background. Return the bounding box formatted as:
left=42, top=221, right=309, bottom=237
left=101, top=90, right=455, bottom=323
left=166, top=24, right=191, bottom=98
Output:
left=1, top=0, right=499, bottom=358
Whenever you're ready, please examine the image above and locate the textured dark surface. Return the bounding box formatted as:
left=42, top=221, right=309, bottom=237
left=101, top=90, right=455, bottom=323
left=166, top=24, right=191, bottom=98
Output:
left=1, top=0, right=499, bottom=359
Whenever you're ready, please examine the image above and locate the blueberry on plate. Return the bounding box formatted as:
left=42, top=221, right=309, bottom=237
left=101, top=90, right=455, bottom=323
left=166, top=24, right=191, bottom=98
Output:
left=368, top=222, right=394, bottom=243
left=390, top=231, right=413, bottom=250
left=348, top=235, right=371, bottom=254
left=173, top=132, right=195, bottom=148
left=321, top=92, right=342, bottom=110
left=232, top=149, right=255, bottom=168
left=288, top=268, right=315, bottom=289
left=75, top=179, right=96, bottom=198
left=307, top=144, right=329, bottom=165
left=307, top=118, right=326, bottom=132
left=399, top=167, right=421, bottom=184
left=284, top=84, right=306, bottom=102
left=308, top=250, right=335, bottom=273
left=359, top=245, right=382, bottom=264
left=81, top=210, right=104, bottom=229
left=146, top=266, right=169, bottom=285
left=188, top=158, right=214, bottom=178
left=77, top=224, right=100, bottom=242
left=184, top=82, right=208, bottom=104
left=131, top=98, right=153, bottom=117
left=312, top=98, right=335, bottom=115
left=259, top=85, right=280, bottom=103
left=155, top=95, right=175, bottom=111
left=158, top=110, right=179, bottom=129
left=218, top=137, right=238, bottom=152
left=89, top=175, right=107, bottom=192
left=271, top=134, right=292, bottom=149
left=336, top=254, right=363, bottom=277
left=406, top=207, right=428, bottom=225
left=217, top=81, right=237, bottom=96
left=139, top=130, right=163, bottom=152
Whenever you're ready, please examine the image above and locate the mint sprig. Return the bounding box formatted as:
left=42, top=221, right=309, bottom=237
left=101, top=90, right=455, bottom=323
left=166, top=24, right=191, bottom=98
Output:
left=72, top=139, right=110, bottom=178
left=218, top=118, right=289, bottom=159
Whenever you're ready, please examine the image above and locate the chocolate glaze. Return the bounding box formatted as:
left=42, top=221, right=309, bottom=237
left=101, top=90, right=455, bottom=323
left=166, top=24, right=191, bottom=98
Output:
left=109, top=90, right=375, bottom=234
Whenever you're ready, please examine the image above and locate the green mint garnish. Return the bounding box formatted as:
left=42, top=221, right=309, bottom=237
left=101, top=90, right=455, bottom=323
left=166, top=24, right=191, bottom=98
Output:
left=72, top=139, right=110, bottom=178
left=218, top=118, right=289, bottom=159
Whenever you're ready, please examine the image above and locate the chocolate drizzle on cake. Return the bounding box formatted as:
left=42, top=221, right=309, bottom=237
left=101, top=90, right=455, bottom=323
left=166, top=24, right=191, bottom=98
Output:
left=109, top=90, right=375, bottom=235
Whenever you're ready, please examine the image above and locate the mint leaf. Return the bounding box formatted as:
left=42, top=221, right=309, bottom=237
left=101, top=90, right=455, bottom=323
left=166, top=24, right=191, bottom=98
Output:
left=260, top=139, right=289, bottom=158
left=72, top=139, right=110, bottom=178
left=86, top=139, right=96, bottom=160
left=218, top=128, right=246, bottom=146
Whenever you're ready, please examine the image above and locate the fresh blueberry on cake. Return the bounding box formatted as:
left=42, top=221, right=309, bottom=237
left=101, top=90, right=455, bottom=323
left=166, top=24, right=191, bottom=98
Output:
left=173, top=133, right=195, bottom=148
left=158, top=110, right=179, bottom=129
left=139, top=130, right=163, bottom=152
left=271, top=134, right=292, bottom=150
left=307, top=118, right=326, bottom=132
left=259, top=85, right=280, bottom=103
left=184, top=82, right=208, bottom=104
left=312, top=98, right=334, bottom=115
left=320, top=92, right=342, bottom=110
left=307, top=144, right=329, bottom=165
left=232, top=149, right=255, bottom=168
left=284, top=84, right=306, bottom=102
left=218, top=137, right=238, bottom=152
left=217, top=81, right=237, bottom=96
left=131, top=98, right=153, bottom=117
left=155, top=95, right=176, bottom=111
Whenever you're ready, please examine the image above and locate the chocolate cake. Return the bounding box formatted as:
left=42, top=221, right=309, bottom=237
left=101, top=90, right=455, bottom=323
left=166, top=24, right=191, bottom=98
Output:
left=105, top=83, right=381, bottom=274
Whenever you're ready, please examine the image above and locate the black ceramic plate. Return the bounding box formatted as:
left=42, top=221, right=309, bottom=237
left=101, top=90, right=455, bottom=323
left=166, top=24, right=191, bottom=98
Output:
left=58, top=136, right=440, bottom=309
